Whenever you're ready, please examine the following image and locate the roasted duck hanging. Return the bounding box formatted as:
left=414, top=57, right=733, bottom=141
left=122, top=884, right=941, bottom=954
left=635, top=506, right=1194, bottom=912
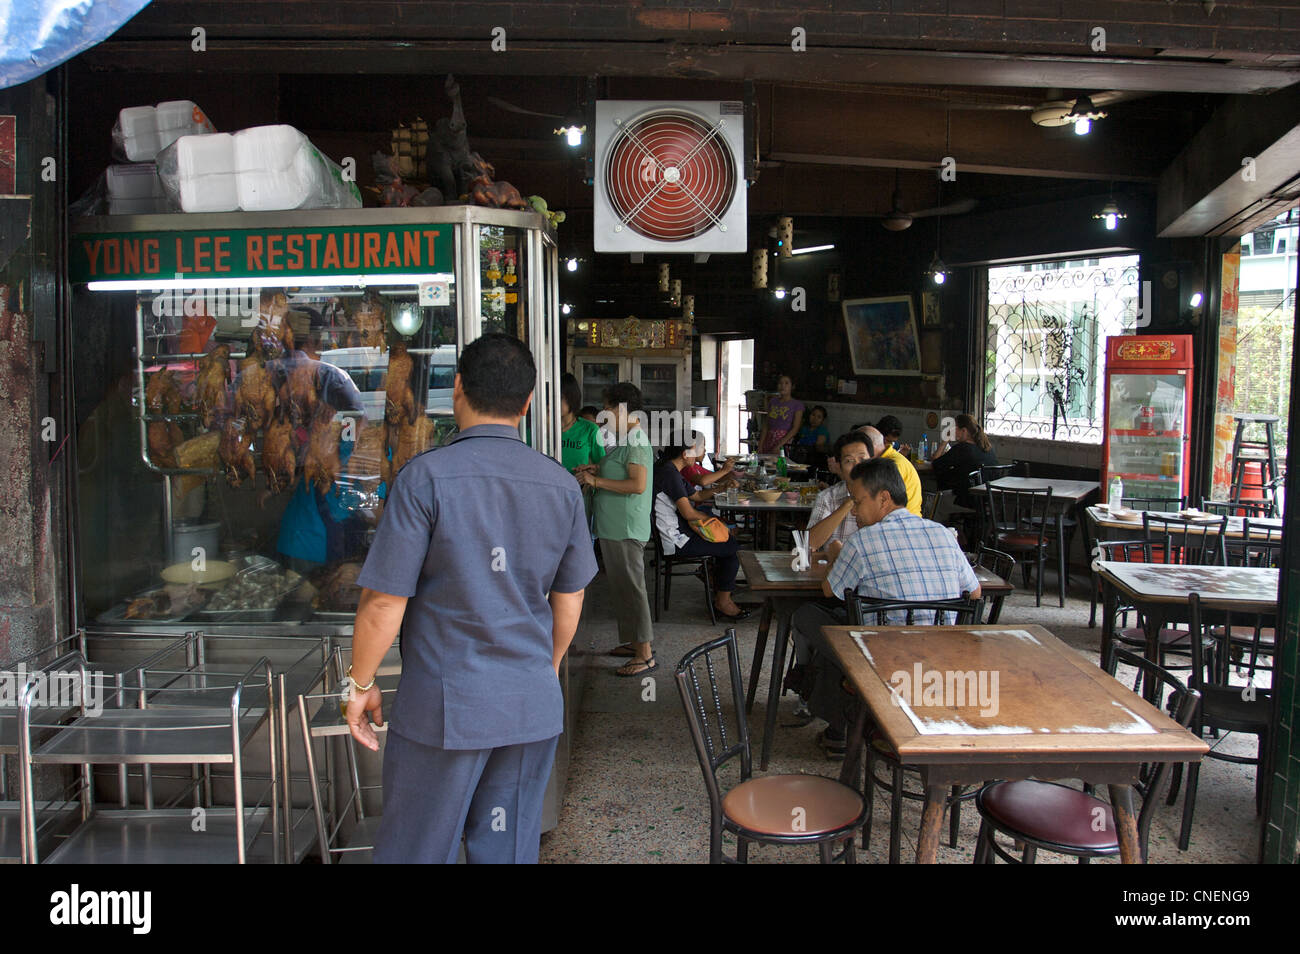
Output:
left=195, top=344, right=231, bottom=428
left=235, top=353, right=276, bottom=434
left=218, top=417, right=256, bottom=486
left=279, top=359, right=319, bottom=430
left=262, top=414, right=296, bottom=494
left=304, top=405, right=343, bottom=495
left=145, top=369, right=184, bottom=468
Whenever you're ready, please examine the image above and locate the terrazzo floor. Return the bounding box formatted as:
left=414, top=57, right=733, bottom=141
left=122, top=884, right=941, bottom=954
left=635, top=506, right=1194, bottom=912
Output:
left=538, top=558, right=1268, bottom=864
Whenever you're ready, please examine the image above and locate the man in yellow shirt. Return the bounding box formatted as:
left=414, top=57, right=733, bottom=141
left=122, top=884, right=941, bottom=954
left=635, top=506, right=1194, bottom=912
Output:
left=856, top=425, right=922, bottom=515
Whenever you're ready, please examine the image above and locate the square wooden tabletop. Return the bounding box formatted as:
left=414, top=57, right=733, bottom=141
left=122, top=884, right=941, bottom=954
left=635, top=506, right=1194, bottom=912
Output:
left=971, top=477, right=1099, bottom=503
left=737, top=550, right=830, bottom=590
left=1085, top=505, right=1283, bottom=540
left=823, top=623, right=1208, bottom=768
left=738, top=550, right=1012, bottom=596
left=1096, top=561, right=1279, bottom=611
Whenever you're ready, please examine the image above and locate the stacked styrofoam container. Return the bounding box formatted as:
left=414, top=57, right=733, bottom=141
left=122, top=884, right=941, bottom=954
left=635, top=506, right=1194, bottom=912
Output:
left=161, top=125, right=361, bottom=213
left=105, top=164, right=168, bottom=214
left=114, top=100, right=216, bottom=162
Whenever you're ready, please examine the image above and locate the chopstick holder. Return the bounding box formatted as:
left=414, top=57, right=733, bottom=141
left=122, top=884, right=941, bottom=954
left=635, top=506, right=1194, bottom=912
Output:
left=791, top=530, right=811, bottom=572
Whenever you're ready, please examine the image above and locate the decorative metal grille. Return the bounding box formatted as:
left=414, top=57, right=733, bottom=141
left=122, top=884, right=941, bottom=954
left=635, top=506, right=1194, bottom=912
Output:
left=984, top=255, right=1140, bottom=443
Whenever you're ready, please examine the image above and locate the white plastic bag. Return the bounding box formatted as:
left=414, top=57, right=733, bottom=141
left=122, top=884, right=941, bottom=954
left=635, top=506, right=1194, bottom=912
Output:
left=157, top=125, right=362, bottom=213
left=112, top=100, right=216, bottom=162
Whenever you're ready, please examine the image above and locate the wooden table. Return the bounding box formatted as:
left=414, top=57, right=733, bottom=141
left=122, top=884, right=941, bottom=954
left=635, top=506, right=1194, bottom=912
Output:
left=973, top=565, right=1014, bottom=623
left=1097, top=562, right=1279, bottom=694
left=738, top=550, right=1014, bottom=771
left=1086, top=505, right=1283, bottom=540
left=713, top=495, right=814, bottom=550
left=738, top=549, right=830, bottom=771
left=971, top=477, right=1100, bottom=603
left=825, top=623, right=1209, bottom=863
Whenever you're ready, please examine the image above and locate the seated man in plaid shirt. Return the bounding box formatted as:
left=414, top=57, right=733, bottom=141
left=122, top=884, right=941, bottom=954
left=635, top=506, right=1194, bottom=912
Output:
left=791, top=457, right=981, bottom=758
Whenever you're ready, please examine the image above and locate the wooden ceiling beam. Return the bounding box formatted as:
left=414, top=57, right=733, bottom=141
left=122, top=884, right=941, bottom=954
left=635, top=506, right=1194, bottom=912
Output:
left=1158, top=85, right=1300, bottom=236
left=79, top=39, right=1300, bottom=95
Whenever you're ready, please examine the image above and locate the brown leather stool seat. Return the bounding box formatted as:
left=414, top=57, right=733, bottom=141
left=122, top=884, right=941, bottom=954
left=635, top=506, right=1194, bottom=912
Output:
left=997, top=532, right=1042, bottom=549
left=722, top=774, right=864, bottom=836
left=977, top=780, right=1117, bottom=852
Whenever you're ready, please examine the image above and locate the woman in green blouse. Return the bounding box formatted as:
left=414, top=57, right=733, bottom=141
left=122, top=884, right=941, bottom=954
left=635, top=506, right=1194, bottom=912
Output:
left=577, top=382, right=656, bottom=676
left=560, top=373, right=604, bottom=473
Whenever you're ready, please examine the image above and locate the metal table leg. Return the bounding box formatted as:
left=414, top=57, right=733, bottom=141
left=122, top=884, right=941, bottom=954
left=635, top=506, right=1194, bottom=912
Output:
left=759, top=605, right=792, bottom=771
left=745, top=599, right=774, bottom=715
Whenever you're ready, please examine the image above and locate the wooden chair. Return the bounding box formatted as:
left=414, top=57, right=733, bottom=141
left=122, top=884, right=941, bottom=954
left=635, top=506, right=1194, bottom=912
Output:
left=675, top=629, right=866, bottom=864
left=1170, top=593, right=1274, bottom=851
left=986, top=485, right=1056, bottom=606
left=973, top=648, right=1199, bottom=863
left=845, top=592, right=983, bottom=863
left=650, top=527, right=716, bottom=625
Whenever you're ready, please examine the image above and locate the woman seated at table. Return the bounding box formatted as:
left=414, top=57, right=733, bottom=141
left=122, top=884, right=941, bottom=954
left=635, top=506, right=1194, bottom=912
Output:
left=930, top=413, right=998, bottom=509
left=680, top=432, right=737, bottom=492
left=654, top=443, right=751, bottom=622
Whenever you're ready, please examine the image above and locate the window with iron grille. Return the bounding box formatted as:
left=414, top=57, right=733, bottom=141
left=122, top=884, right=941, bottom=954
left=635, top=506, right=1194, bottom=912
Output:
left=983, top=254, right=1140, bottom=444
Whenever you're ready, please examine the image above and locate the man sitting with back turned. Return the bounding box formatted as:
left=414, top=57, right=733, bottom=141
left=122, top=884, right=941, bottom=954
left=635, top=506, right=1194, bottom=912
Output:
left=856, top=424, right=922, bottom=515
left=791, top=457, right=981, bottom=758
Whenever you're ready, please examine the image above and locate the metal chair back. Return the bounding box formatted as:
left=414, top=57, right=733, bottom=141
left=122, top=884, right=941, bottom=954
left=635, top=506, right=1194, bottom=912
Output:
left=980, top=464, right=1015, bottom=485
left=674, top=629, right=752, bottom=831
left=1140, top=511, right=1227, bottom=566
left=1104, top=647, right=1200, bottom=861
left=1202, top=497, right=1272, bottom=519
left=922, top=489, right=951, bottom=521
left=972, top=546, right=1015, bottom=581
left=1122, top=494, right=1186, bottom=512
left=845, top=591, right=982, bottom=627
left=1235, top=518, right=1283, bottom=568
left=986, top=485, right=1053, bottom=547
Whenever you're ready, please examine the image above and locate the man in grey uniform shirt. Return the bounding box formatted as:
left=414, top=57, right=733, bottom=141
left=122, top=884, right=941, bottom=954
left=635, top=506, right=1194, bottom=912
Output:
left=346, top=333, right=597, bottom=863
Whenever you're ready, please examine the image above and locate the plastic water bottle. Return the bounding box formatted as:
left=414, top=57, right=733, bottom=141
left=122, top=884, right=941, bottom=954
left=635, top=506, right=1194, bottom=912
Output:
left=1108, top=475, right=1124, bottom=507
left=919, top=434, right=930, bottom=462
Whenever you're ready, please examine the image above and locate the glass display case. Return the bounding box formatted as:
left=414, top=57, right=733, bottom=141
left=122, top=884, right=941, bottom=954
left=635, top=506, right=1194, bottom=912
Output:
left=71, top=206, right=559, bottom=630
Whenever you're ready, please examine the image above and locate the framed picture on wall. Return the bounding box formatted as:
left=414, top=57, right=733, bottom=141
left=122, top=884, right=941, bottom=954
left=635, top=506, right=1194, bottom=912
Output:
left=841, top=295, right=922, bottom=376
left=922, top=290, right=940, bottom=327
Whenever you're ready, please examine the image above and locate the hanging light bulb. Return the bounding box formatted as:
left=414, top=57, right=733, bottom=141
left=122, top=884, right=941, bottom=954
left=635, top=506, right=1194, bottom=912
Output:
left=566, top=257, right=579, bottom=272
left=561, top=303, right=573, bottom=315
left=1093, top=198, right=1126, bottom=231
left=926, top=252, right=947, bottom=285
left=1073, top=117, right=1091, bottom=136
left=773, top=286, right=787, bottom=300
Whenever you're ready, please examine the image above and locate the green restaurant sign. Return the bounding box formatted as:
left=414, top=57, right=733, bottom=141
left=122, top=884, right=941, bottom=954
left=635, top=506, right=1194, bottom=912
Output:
left=72, top=222, right=453, bottom=283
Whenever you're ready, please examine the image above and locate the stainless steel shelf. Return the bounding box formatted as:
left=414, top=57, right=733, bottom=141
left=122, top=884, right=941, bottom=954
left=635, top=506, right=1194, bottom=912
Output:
left=33, top=708, right=266, bottom=765
left=0, top=802, right=82, bottom=863
left=336, top=817, right=383, bottom=864
left=42, top=807, right=269, bottom=864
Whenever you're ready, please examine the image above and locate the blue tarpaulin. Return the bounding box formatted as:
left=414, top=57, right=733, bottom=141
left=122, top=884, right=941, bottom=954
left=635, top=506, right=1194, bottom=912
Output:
left=1, top=0, right=152, bottom=90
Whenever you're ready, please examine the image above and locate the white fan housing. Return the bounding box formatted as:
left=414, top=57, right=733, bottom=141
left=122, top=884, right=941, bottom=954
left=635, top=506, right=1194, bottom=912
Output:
left=593, top=100, right=747, bottom=254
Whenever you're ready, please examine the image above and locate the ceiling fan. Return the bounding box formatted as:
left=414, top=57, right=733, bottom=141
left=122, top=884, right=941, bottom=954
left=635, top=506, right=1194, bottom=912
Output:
left=946, top=88, right=1151, bottom=136
left=871, top=170, right=977, bottom=232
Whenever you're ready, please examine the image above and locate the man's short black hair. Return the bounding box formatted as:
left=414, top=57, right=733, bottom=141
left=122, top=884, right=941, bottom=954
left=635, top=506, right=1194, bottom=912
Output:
left=832, top=431, right=869, bottom=461
left=458, top=333, right=535, bottom=417
left=560, top=372, right=583, bottom=416
left=602, top=381, right=645, bottom=413
left=849, top=457, right=908, bottom=506
left=877, top=415, right=904, bottom=439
